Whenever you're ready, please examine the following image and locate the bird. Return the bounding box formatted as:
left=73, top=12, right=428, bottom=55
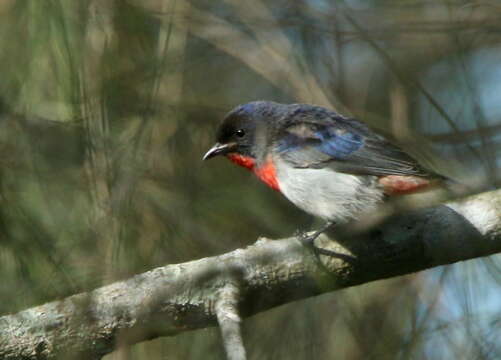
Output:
left=203, top=101, right=447, bottom=243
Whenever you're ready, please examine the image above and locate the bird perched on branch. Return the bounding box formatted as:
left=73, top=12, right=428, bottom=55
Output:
left=203, top=101, right=447, bottom=243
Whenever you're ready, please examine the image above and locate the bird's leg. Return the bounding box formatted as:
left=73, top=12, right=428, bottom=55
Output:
left=298, top=222, right=357, bottom=262
left=298, top=221, right=336, bottom=248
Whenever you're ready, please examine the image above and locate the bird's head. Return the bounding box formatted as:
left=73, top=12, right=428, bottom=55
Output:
left=203, top=101, right=284, bottom=166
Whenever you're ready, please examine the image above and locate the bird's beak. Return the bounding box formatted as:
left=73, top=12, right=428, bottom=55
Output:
left=203, top=143, right=234, bottom=160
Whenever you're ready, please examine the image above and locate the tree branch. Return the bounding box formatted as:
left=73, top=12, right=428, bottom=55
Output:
left=215, top=283, right=247, bottom=360
left=0, top=189, right=500, bottom=359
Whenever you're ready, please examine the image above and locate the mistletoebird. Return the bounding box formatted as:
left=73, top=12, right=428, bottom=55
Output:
left=203, top=101, right=447, bottom=240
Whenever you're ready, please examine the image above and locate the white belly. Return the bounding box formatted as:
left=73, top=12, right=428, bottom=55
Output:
left=275, top=161, right=384, bottom=222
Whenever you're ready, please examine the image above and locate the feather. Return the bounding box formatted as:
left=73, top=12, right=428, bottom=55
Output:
left=276, top=110, right=435, bottom=178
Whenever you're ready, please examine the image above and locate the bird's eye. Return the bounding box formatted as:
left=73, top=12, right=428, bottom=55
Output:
left=235, top=129, right=245, bottom=137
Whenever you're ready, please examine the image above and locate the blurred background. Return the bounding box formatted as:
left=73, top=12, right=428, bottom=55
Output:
left=0, top=0, right=500, bottom=359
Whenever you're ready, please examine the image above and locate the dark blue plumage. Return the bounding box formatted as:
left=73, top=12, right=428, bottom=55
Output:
left=277, top=123, right=364, bottom=160
left=271, top=102, right=433, bottom=177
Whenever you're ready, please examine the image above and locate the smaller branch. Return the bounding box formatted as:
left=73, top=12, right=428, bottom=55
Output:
left=215, top=283, right=247, bottom=360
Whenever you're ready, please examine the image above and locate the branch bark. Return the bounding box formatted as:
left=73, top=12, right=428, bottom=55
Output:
left=0, top=189, right=500, bottom=359
left=215, top=283, right=247, bottom=360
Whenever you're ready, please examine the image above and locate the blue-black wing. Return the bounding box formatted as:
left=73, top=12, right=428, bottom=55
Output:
left=276, top=109, right=434, bottom=177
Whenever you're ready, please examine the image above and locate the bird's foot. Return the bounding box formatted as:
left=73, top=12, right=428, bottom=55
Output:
left=297, top=222, right=357, bottom=262
left=297, top=221, right=336, bottom=248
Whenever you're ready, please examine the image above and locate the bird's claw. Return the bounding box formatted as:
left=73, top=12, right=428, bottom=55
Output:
left=295, top=221, right=336, bottom=248
left=295, top=222, right=357, bottom=263
left=293, top=228, right=319, bottom=247
left=298, top=231, right=318, bottom=248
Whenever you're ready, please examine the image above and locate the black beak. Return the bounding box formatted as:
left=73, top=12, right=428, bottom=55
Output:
left=202, top=143, right=233, bottom=160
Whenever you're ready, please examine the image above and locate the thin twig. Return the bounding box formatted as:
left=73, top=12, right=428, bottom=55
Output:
left=341, top=8, right=483, bottom=162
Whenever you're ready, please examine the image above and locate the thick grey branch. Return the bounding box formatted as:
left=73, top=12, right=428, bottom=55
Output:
left=0, top=189, right=500, bottom=359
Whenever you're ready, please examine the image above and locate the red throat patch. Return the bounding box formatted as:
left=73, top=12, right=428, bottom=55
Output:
left=226, top=154, right=280, bottom=191
left=227, top=153, right=256, bottom=170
